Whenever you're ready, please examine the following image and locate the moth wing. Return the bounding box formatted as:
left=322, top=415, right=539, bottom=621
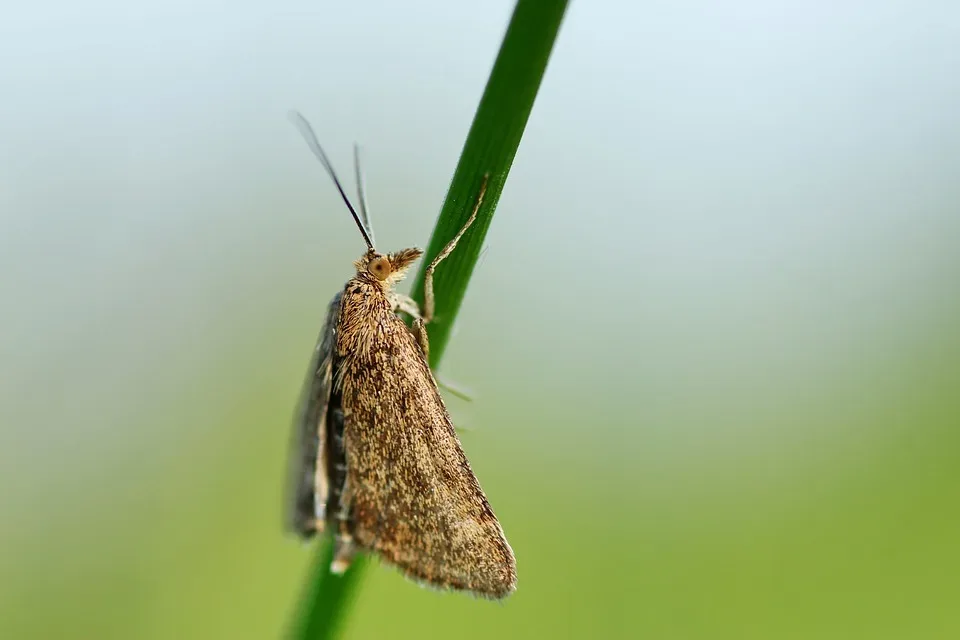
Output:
left=342, top=313, right=516, bottom=598
left=288, top=291, right=342, bottom=537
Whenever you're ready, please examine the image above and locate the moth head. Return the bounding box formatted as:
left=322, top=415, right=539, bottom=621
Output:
left=356, top=247, right=423, bottom=285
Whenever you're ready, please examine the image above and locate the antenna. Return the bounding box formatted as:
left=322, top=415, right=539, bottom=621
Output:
left=289, top=110, right=375, bottom=250
left=353, top=143, right=375, bottom=247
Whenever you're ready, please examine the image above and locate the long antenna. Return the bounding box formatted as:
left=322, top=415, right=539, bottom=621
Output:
left=289, top=110, right=375, bottom=250
left=353, top=143, right=375, bottom=247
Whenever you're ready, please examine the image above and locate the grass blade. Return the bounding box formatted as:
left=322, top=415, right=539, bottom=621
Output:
left=409, top=0, right=570, bottom=366
left=288, top=1, right=568, bottom=637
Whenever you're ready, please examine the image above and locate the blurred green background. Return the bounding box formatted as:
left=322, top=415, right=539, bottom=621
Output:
left=2, top=1, right=959, bottom=638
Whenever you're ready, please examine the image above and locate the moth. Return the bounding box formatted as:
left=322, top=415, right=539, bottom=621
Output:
left=287, top=112, right=517, bottom=599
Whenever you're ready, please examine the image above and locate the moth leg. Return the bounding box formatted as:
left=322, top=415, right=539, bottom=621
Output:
left=330, top=535, right=357, bottom=574
left=422, top=174, right=488, bottom=326
left=391, top=293, right=422, bottom=320
left=389, top=292, right=431, bottom=356
left=437, top=377, right=476, bottom=433
left=437, top=376, right=474, bottom=402
left=411, top=318, right=430, bottom=360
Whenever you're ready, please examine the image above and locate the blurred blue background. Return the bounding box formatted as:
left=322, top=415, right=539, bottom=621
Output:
left=2, top=1, right=959, bottom=638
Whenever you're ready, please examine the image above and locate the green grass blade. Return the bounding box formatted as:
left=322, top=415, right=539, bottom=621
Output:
left=409, top=0, right=570, bottom=367
left=287, top=541, right=368, bottom=640
left=287, top=1, right=568, bottom=637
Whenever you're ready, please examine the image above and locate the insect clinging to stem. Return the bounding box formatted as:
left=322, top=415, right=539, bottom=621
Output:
left=287, top=111, right=516, bottom=599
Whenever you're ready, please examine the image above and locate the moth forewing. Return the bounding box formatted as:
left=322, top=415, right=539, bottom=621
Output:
left=334, top=262, right=517, bottom=599
left=288, top=291, right=343, bottom=538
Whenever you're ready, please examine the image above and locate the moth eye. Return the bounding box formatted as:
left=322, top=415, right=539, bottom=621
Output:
left=368, top=257, right=392, bottom=281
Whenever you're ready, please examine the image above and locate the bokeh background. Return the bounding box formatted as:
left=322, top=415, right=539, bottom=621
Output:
left=3, top=1, right=960, bottom=638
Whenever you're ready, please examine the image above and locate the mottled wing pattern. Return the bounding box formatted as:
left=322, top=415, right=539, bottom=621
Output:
left=336, top=282, right=516, bottom=599
left=288, top=291, right=343, bottom=537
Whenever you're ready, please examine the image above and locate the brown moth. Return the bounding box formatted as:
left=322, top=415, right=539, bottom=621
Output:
left=288, top=112, right=516, bottom=599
